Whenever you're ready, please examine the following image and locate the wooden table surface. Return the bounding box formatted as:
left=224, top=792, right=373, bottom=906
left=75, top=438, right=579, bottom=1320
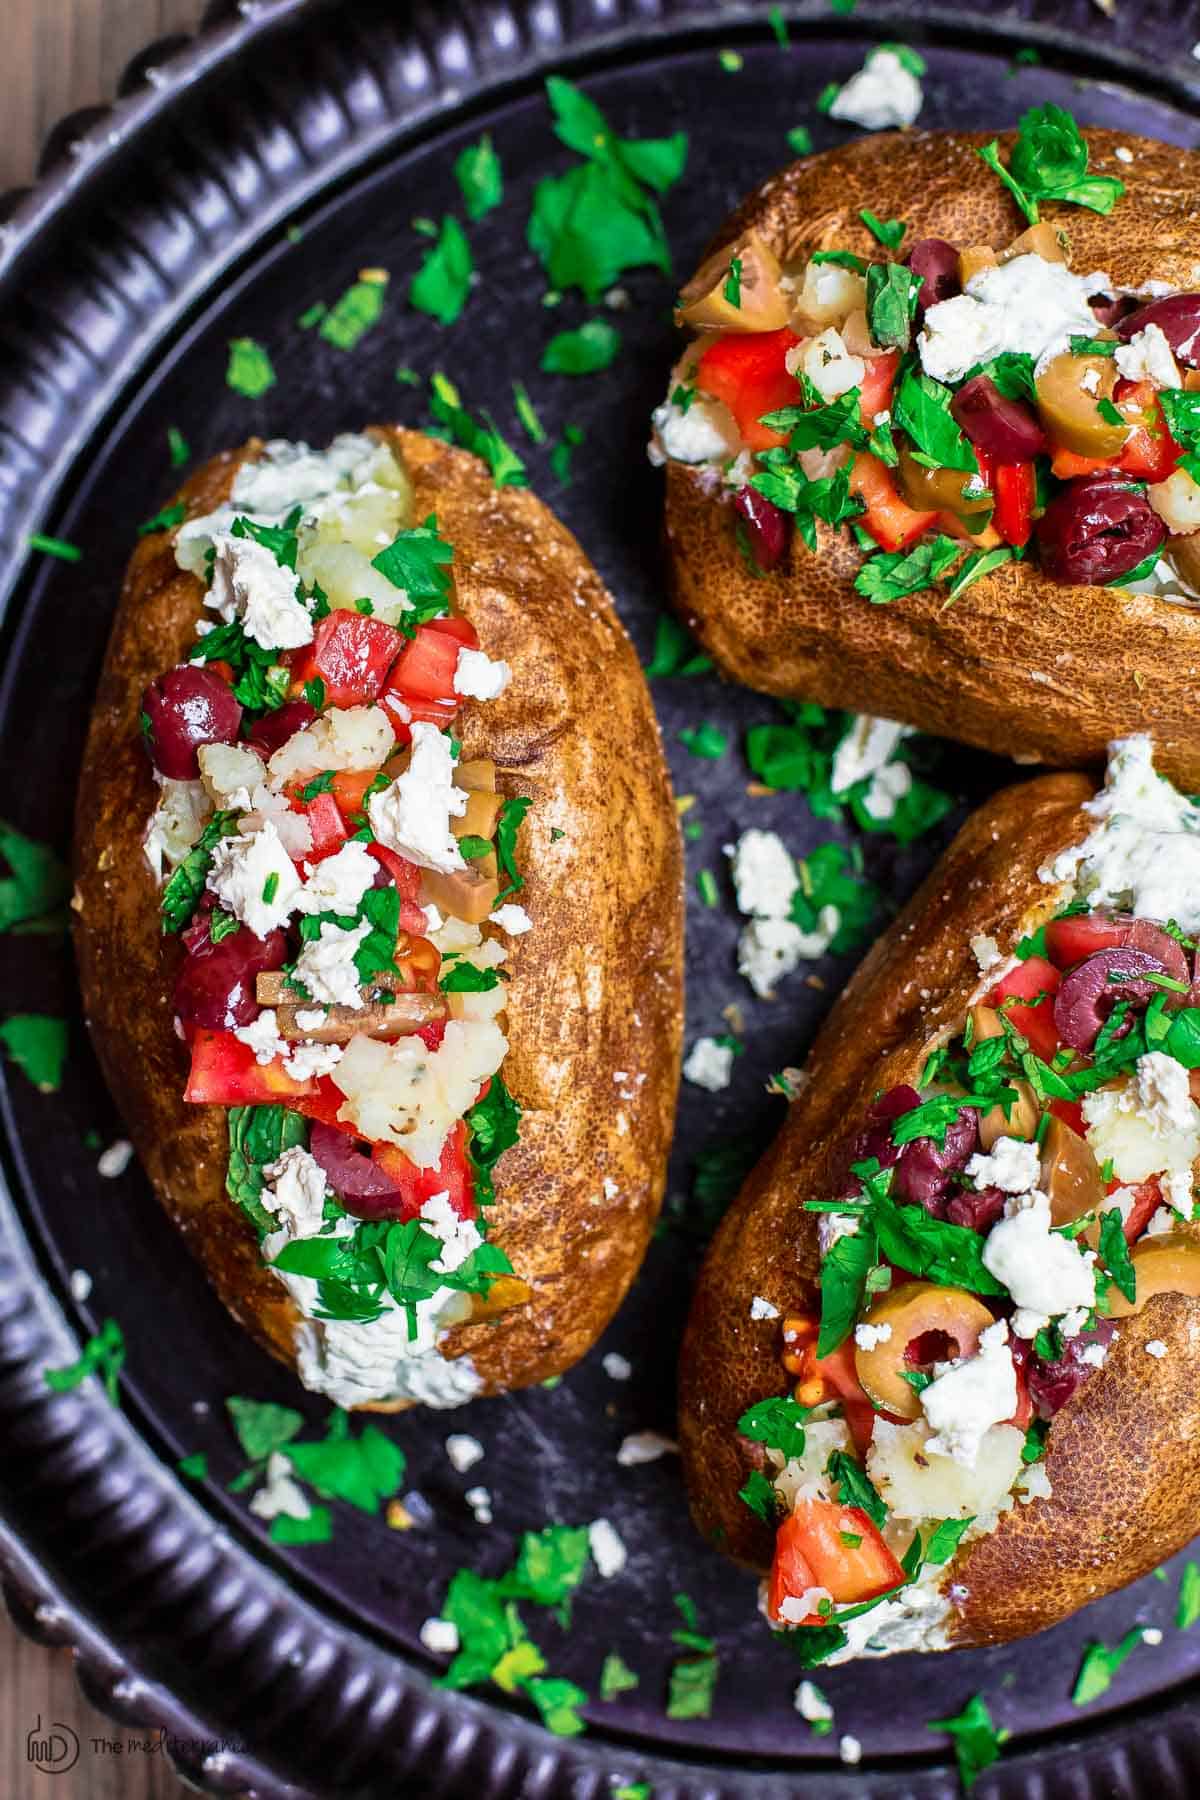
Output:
left=3, top=16, right=213, bottom=1799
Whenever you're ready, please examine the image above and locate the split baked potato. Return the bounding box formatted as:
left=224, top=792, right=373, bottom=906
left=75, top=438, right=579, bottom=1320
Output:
left=656, top=121, right=1200, bottom=787
left=678, top=737, right=1200, bottom=1655
left=74, top=427, right=683, bottom=1410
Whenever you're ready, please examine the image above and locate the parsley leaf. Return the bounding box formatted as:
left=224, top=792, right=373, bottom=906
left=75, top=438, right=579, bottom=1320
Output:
left=859, top=210, right=906, bottom=249
left=137, top=500, right=186, bottom=537
left=927, top=1693, right=1007, bottom=1789
left=428, top=372, right=528, bottom=488
left=817, top=1224, right=877, bottom=1356
left=599, top=1651, right=639, bottom=1700
left=1097, top=1206, right=1137, bottom=1304
left=0, top=822, right=69, bottom=933
left=410, top=217, right=474, bottom=325
left=0, top=1014, right=68, bottom=1092
left=895, top=367, right=979, bottom=472
left=977, top=105, right=1125, bottom=225
left=285, top=1409, right=406, bottom=1513
left=737, top=1468, right=777, bottom=1521
left=643, top=614, right=712, bottom=678
left=866, top=260, right=922, bottom=352
left=455, top=134, right=503, bottom=219
left=44, top=1318, right=124, bottom=1406
left=678, top=722, right=728, bottom=760
left=372, top=515, right=455, bottom=616
left=791, top=841, right=880, bottom=954
left=667, top=1650, right=718, bottom=1720
left=827, top=1450, right=887, bottom=1528
left=541, top=319, right=621, bottom=374
left=494, top=795, right=532, bottom=897
left=226, top=1395, right=304, bottom=1464
left=736, top=1395, right=810, bottom=1458
left=923, top=1516, right=976, bottom=1565
left=855, top=533, right=963, bottom=604
left=1177, top=1562, right=1200, bottom=1629
left=161, top=810, right=237, bottom=934
left=1072, top=1627, right=1151, bottom=1705
left=318, top=269, right=389, bottom=350
left=226, top=337, right=276, bottom=398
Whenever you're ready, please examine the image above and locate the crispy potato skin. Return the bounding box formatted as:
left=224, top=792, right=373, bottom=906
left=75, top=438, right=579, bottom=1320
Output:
left=678, top=769, right=1200, bottom=1647
left=73, top=429, right=684, bottom=1407
left=665, top=129, right=1200, bottom=787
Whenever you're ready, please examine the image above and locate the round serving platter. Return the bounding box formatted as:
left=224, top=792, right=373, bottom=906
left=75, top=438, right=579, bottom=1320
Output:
left=2, top=1, right=1200, bottom=1794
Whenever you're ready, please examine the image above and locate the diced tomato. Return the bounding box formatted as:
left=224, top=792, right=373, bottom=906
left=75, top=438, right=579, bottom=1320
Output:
left=782, top=1498, right=906, bottom=1605
left=372, top=1120, right=474, bottom=1221
left=367, top=842, right=422, bottom=900
left=184, top=1030, right=315, bottom=1106
left=416, top=1018, right=447, bottom=1050
left=1115, top=379, right=1180, bottom=483
left=858, top=351, right=899, bottom=425
left=288, top=611, right=404, bottom=708
left=1048, top=1096, right=1086, bottom=1137
left=988, top=955, right=1061, bottom=1061
left=695, top=328, right=803, bottom=451
left=992, top=461, right=1036, bottom=548
left=424, top=615, right=479, bottom=650
left=1108, top=1175, right=1163, bottom=1243
left=384, top=622, right=462, bottom=706
left=326, top=767, right=382, bottom=824
left=1049, top=446, right=1109, bottom=481
left=849, top=453, right=937, bottom=552
left=379, top=689, right=459, bottom=747
left=767, top=1513, right=823, bottom=1625
left=207, top=659, right=236, bottom=685
left=305, top=790, right=349, bottom=861
left=799, top=1339, right=877, bottom=1457
left=1044, top=913, right=1129, bottom=970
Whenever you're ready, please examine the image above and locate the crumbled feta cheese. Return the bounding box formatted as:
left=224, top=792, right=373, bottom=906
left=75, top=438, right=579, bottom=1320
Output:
left=249, top=1451, right=311, bottom=1522
left=1082, top=1057, right=1200, bottom=1185
left=332, top=1019, right=507, bottom=1167
left=616, top=1430, right=678, bottom=1466
left=207, top=819, right=303, bottom=938
left=965, top=1135, right=1041, bottom=1195
left=970, top=933, right=1003, bottom=973
left=830, top=715, right=911, bottom=796
left=839, top=1734, right=863, bottom=1766
left=1115, top=323, right=1181, bottom=390
left=465, top=1484, right=493, bottom=1524
left=293, top=919, right=370, bottom=1008
left=262, top=1147, right=331, bottom=1236
left=683, top=1035, right=735, bottom=1092
left=1040, top=736, right=1200, bottom=932
left=1145, top=1339, right=1169, bottom=1359
left=794, top=1680, right=834, bottom=1724
left=1080, top=1340, right=1110, bottom=1368
left=235, top=1008, right=288, bottom=1065
left=828, top=48, right=923, bottom=131
left=650, top=394, right=740, bottom=464
left=729, top=828, right=798, bottom=918
left=818, top=1212, right=861, bottom=1255
left=862, top=759, right=912, bottom=821
left=420, top=1189, right=483, bottom=1275
left=602, top=1351, right=632, bottom=1380
left=368, top=722, right=467, bottom=873
left=97, top=1138, right=134, bottom=1179
left=445, top=1433, right=485, bottom=1472
left=282, top=1039, right=343, bottom=1082
left=69, top=1268, right=93, bottom=1302
left=855, top=1321, right=893, bottom=1351
left=800, top=327, right=866, bottom=401
left=207, top=533, right=314, bottom=651
left=1115, top=145, right=1134, bottom=164
left=919, top=255, right=1107, bottom=385
left=1059, top=1305, right=1090, bottom=1340
left=419, top=1616, right=460, bottom=1655
left=1164, top=1168, right=1196, bottom=1219
left=982, top=1191, right=1096, bottom=1331
left=1015, top=1459, right=1053, bottom=1503
left=453, top=646, right=512, bottom=700
left=295, top=1007, right=327, bottom=1031
left=920, top=1320, right=1019, bottom=1468
left=488, top=904, right=532, bottom=935
left=588, top=1517, right=627, bottom=1577
left=1143, top=1626, right=1164, bottom=1645
left=751, top=1295, right=781, bottom=1321
left=297, top=840, right=377, bottom=915
left=738, top=914, right=837, bottom=999
left=779, top=1586, right=833, bottom=1624
left=1135, top=1052, right=1197, bottom=1134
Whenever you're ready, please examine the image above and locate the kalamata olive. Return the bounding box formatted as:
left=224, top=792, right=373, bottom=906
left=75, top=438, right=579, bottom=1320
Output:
left=1026, top=1318, right=1116, bottom=1420
left=141, top=664, right=243, bottom=779
left=950, top=374, right=1047, bottom=462
left=906, top=238, right=960, bottom=314
left=1116, top=292, right=1200, bottom=366
left=1089, top=292, right=1137, bottom=329
left=1035, top=475, right=1166, bottom=586
left=945, top=1184, right=1007, bottom=1234
left=1053, top=946, right=1169, bottom=1053
left=1125, top=918, right=1191, bottom=986
left=173, top=921, right=288, bottom=1030
left=245, top=698, right=316, bottom=757
left=308, top=1121, right=406, bottom=1218
left=893, top=1107, right=980, bottom=1214
left=734, top=485, right=792, bottom=572
left=837, top=1084, right=922, bottom=1194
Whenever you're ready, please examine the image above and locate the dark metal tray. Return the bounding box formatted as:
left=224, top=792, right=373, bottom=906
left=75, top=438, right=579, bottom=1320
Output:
left=2, top=1, right=1199, bottom=1794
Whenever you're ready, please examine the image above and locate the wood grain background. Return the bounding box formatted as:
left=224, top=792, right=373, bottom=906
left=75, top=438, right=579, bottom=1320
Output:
left=4, top=15, right=210, bottom=1798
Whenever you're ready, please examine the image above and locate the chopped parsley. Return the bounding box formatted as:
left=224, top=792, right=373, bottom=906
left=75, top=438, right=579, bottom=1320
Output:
left=737, top=1467, right=777, bottom=1521
left=866, top=259, right=922, bottom=352
left=541, top=319, right=621, bottom=374
left=678, top=722, right=728, bottom=760
left=859, top=209, right=906, bottom=249
left=372, top=515, right=455, bottom=621
left=512, top=380, right=547, bottom=444
left=177, top=1452, right=208, bottom=1481
left=167, top=425, right=190, bottom=467
left=927, top=1693, right=1007, bottom=1790
left=787, top=125, right=814, bottom=156
left=494, top=795, right=532, bottom=899
left=599, top=1651, right=639, bottom=1700
left=28, top=532, right=82, bottom=562
left=666, top=1593, right=719, bottom=1719
left=550, top=423, right=584, bottom=484
left=410, top=216, right=474, bottom=325
left=0, top=821, right=70, bottom=933
left=454, top=133, right=504, bottom=219
left=285, top=1408, right=406, bottom=1513
left=723, top=256, right=743, bottom=308
left=44, top=1318, right=124, bottom=1406
left=137, top=501, right=186, bottom=537
left=226, top=1105, right=308, bottom=1235
left=317, top=269, right=389, bottom=350
left=791, top=841, right=880, bottom=954
left=0, top=1014, right=68, bottom=1092
left=161, top=810, right=238, bottom=934
left=428, top=372, right=528, bottom=488
left=1178, top=1562, right=1200, bottom=1629
left=736, top=1395, right=810, bottom=1458
left=226, top=337, right=276, bottom=398
left=1072, top=1627, right=1153, bottom=1705
left=977, top=104, right=1125, bottom=226
left=643, top=614, right=712, bottom=678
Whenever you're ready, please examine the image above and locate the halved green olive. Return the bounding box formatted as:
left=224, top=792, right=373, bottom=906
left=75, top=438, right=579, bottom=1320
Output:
left=979, top=1078, right=1039, bottom=1151
left=1105, top=1232, right=1200, bottom=1318
left=896, top=448, right=993, bottom=526
left=675, top=231, right=789, bottom=333
left=1039, top=1114, right=1104, bottom=1226
left=1034, top=352, right=1126, bottom=458
left=854, top=1281, right=996, bottom=1420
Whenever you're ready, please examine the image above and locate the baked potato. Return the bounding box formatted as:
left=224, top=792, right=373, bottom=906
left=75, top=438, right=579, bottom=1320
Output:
left=74, top=427, right=683, bottom=1410
left=678, top=735, right=1200, bottom=1658
left=655, top=114, right=1200, bottom=786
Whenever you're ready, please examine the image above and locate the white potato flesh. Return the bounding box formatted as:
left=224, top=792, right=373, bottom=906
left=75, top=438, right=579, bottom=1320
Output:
left=196, top=742, right=267, bottom=808
left=267, top=705, right=396, bottom=785
left=298, top=541, right=411, bottom=625
left=1149, top=468, right=1200, bottom=535
left=867, top=1419, right=1025, bottom=1522
left=793, top=261, right=867, bottom=328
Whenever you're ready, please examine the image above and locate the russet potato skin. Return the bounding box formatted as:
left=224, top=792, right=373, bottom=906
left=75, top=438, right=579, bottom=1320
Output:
left=665, top=128, right=1200, bottom=788
left=677, top=770, right=1200, bottom=1647
left=73, top=429, right=684, bottom=1408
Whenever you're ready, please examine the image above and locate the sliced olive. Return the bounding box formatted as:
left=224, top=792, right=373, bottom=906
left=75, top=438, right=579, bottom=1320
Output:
left=467, top=1274, right=534, bottom=1321
left=854, top=1280, right=996, bottom=1420
left=1039, top=1113, right=1104, bottom=1226
left=979, top=1078, right=1040, bottom=1151
left=1000, top=221, right=1068, bottom=265
left=1105, top=1232, right=1200, bottom=1318
left=897, top=448, right=992, bottom=526
left=1165, top=531, right=1200, bottom=593
left=1034, top=352, right=1127, bottom=458
left=454, top=757, right=497, bottom=793
left=422, top=864, right=501, bottom=925
left=676, top=231, right=789, bottom=333
left=958, top=245, right=997, bottom=286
